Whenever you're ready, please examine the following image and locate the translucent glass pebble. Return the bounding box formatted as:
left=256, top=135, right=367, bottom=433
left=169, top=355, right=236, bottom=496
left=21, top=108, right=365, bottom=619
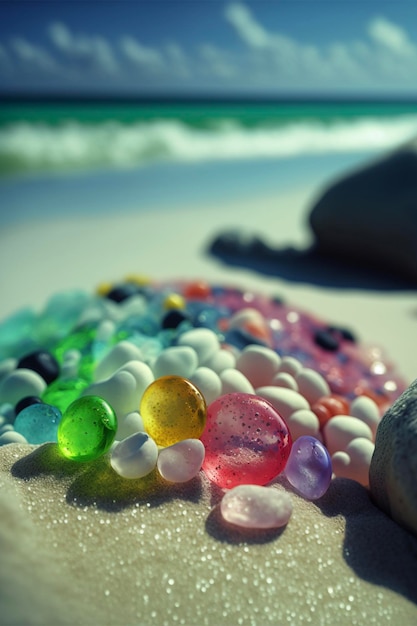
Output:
left=42, top=377, right=89, bottom=413
left=201, top=392, right=292, bottom=489
left=57, top=395, right=117, bottom=462
left=157, top=438, right=205, bottom=483
left=14, top=403, right=61, bottom=444
left=110, top=431, right=158, bottom=479
left=140, top=375, right=206, bottom=447
left=221, top=484, right=293, bottom=529
left=284, top=435, right=332, bottom=500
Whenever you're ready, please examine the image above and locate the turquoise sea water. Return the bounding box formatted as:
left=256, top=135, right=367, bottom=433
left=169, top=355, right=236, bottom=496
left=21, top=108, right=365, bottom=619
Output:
left=0, top=98, right=416, bottom=226
left=0, top=99, right=416, bottom=177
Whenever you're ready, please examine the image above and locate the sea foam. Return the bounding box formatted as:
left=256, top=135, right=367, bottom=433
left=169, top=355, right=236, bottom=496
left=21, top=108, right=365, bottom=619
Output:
left=0, top=114, right=416, bottom=175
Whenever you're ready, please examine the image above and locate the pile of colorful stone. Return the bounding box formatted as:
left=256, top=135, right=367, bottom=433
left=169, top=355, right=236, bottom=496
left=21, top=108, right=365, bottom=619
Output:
left=0, top=277, right=408, bottom=529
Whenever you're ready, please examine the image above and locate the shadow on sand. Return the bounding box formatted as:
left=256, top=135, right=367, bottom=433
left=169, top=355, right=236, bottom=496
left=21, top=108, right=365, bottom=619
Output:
left=208, top=231, right=417, bottom=292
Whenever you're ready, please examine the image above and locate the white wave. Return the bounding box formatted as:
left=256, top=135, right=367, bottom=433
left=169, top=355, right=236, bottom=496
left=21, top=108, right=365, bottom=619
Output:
left=1, top=115, right=416, bottom=174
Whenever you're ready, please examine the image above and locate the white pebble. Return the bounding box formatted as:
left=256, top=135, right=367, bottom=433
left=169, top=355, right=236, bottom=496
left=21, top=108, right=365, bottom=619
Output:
left=332, top=437, right=375, bottom=487
left=220, top=369, right=255, bottom=395
left=287, top=409, right=321, bottom=440
left=0, top=431, right=28, bottom=446
left=110, top=432, right=158, bottom=479
left=152, top=346, right=198, bottom=379
left=203, top=349, right=236, bottom=374
left=177, top=328, right=220, bottom=366
left=189, top=367, right=222, bottom=405
left=272, top=372, right=298, bottom=391
left=277, top=356, right=303, bottom=377
left=350, top=395, right=381, bottom=439
left=117, top=361, right=154, bottom=401
left=228, top=307, right=266, bottom=330
left=116, top=411, right=145, bottom=441
left=94, top=340, right=143, bottom=381
left=84, top=370, right=139, bottom=418
left=295, top=368, right=330, bottom=405
left=0, top=369, right=46, bottom=406
left=220, top=485, right=293, bottom=529
left=0, top=358, right=17, bottom=384
left=255, top=386, right=309, bottom=421
left=236, top=345, right=281, bottom=389
left=324, top=415, right=373, bottom=455
left=157, top=439, right=205, bottom=483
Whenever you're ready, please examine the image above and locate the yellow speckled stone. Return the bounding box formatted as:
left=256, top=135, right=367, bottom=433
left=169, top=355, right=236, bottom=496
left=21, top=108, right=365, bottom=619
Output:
left=96, top=282, right=113, bottom=297
left=123, top=273, right=151, bottom=286
left=140, top=376, right=206, bottom=447
left=163, top=293, right=186, bottom=310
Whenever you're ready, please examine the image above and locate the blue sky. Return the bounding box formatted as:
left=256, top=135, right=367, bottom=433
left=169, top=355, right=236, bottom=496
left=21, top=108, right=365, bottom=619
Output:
left=0, top=1, right=416, bottom=96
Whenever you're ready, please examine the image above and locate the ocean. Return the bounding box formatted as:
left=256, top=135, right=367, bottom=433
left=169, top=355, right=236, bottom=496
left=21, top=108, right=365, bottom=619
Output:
left=0, top=98, right=416, bottom=225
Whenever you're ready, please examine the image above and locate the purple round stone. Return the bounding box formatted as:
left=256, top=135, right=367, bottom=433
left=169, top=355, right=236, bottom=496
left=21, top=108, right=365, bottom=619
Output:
left=284, top=435, right=332, bottom=500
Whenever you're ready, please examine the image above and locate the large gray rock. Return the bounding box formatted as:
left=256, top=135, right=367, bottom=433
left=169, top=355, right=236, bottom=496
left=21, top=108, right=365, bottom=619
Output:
left=309, top=146, right=417, bottom=283
left=369, top=378, right=417, bottom=536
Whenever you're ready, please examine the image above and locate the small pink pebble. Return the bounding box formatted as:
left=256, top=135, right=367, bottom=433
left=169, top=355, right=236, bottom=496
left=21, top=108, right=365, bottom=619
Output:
left=157, top=439, right=205, bottom=483
left=201, top=392, right=292, bottom=489
left=220, top=484, right=293, bottom=529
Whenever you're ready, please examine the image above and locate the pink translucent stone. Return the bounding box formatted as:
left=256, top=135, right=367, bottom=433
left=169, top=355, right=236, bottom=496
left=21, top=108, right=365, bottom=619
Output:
left=201, top=392, right=292, bottom=489
left=220, top=484, right=293, bottom=529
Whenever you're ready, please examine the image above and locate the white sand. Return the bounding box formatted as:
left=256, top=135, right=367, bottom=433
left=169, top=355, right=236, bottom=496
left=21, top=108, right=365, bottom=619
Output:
left=1, top=443, right=417, bottom=626
left=0, top=183, right=416, bottom=624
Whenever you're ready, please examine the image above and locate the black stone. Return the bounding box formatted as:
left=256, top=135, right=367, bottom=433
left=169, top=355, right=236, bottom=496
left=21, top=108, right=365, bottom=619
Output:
left=105, top=283, right=140, bottom=303
left=162, top=309, right=190, bottom=329
left=17, top=350, right=60, bottom=384
left=326, top=325, right=357, bottom=343
left=15, top=396, right=43, bottom=416
left=314, top=329, right=340, bottom=351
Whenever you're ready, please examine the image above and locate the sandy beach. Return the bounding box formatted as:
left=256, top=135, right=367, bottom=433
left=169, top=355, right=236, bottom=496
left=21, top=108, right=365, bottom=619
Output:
left=0, top=158, right=416, bottom=625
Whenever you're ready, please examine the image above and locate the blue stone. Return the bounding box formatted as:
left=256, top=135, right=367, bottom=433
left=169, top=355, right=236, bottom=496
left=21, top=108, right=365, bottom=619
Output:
left=14, top=403, right=62, bottom=444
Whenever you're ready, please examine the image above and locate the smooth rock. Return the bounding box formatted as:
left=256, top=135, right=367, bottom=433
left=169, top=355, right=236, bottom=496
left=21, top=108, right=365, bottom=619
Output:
left=0, top=369, right=46, bottom=406
left=295, top=368, right=331, bottom=405
left=220, top=484, right=293, bottom=529
left=370, top=379, right=417, bottom=535
left=309, top=148, right=417, bottom=283
left=152, top=346, right=198, bottom=379
left=177, top=328, right=220, bottom=366
left=277, top=356, right=303, bottom=377
left=94, top=341, right=143, bottom=381
left=189, top=367, right=222, bottom=405
left=332, top=437, right=375, bottom=487
left=157, top=439, right=205, bottom=483
left=220, top=368, right=255, bottom=395
left=235, top=345, right=281, bottom=389
left=324, top=415, right=373, bottom=455
left=0, top=431, right=28, bottom=445
left=0, top=358, right=17, bottom=384
left=350, top=395, right=380, bottom=439
left=255, top=386, right=309, bottom=421
left=287, top=409, right=320, bottom=440
left=272, top=372, right=298, bottom=391
left=83, top=370, right=139, bottom=418
left=202, top=349, right=236, bottom=374
left=116, top=411, right=145, bottom=441
left=110, top=432, right=158, bottom=479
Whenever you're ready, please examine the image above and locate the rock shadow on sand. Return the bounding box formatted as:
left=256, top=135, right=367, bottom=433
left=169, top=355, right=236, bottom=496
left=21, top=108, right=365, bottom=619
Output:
left=208, top=231, right=417, bottom=292
left=11, top=443, right=203, bottom=513
left=315, top=477, right=417, bottom=605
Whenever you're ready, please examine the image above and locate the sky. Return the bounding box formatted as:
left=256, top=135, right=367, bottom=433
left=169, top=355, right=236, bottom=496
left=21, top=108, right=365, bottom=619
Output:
left=0, top=0, right=417, bottom=96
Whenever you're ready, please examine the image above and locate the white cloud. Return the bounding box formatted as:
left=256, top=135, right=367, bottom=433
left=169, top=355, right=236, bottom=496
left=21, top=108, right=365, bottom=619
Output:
left=368, top=16, right=416, bottom=56
left=225, top=2, right=271, bottom=49
left=11, top=37, right=57, bottom=72
left=120, top=35, right=164, bottom=71
left=224, top=2, right=417, bottom=90
left=49, top=21, right=118, bottom=74
left=199, top=44, right=236, bottom=77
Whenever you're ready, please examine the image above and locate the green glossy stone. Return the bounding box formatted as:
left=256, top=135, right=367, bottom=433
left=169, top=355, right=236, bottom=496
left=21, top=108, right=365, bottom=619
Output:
left=57, top=395, right=118, bottom=462
left=42, top=377, right=89, bottom=413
